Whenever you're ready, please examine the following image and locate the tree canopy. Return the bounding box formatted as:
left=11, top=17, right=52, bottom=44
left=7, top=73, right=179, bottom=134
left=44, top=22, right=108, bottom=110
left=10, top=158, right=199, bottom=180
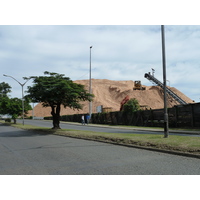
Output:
left=0, top=82, right=31, bottom=123
left=26, top=71, right=94, bottom=129
left=123, top=98, right=140, bottom=113
left=0, top=82, right=11, bottom=97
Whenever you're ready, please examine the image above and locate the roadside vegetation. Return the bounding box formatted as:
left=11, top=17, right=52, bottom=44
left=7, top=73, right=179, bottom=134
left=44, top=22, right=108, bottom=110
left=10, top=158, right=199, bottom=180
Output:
left=25, top=71, right=93, bottom=129
left=1, top=121, right=200, bottom=156
left=0, top=82, right=31, bottom=123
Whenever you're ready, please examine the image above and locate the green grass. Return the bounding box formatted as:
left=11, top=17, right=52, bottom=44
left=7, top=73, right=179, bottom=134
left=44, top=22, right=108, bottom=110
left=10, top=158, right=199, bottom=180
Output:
left=108, top=124, right=200, bottom=131
left=1, top=121, right=200, bottom=154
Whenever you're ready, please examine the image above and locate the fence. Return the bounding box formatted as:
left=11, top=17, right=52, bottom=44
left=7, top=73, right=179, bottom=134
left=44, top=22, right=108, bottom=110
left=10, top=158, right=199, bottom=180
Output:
left=44, top=103, right=200, bottom=128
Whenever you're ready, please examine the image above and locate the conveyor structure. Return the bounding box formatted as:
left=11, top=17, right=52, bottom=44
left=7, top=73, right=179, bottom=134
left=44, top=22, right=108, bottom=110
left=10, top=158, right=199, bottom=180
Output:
left=144, top=72, right=187, bottom=105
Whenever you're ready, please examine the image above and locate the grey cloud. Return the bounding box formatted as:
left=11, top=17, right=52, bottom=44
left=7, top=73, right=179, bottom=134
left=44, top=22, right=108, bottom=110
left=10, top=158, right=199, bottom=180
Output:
left=1, top=25, right=200, bottom=102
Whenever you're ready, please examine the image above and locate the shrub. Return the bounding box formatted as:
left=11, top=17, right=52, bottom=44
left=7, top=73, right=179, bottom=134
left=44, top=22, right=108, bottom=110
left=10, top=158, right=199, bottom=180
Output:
left=123, top=98, right=140, bottom=113
left=5, top=118, right=11, bottom=122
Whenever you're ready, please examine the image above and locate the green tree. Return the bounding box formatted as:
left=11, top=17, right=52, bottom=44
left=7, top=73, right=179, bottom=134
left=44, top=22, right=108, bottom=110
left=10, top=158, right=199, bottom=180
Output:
left=0, top=82, right=11, bottom=97
left=0, top=82, right=11, bottom=115
left=0, top=96, right=31, bottom=123
left=0, top=82, right=32, bottom=123
left=26, top=71, right=94, bottom=129
left=123, top=98, right=140, bottom=113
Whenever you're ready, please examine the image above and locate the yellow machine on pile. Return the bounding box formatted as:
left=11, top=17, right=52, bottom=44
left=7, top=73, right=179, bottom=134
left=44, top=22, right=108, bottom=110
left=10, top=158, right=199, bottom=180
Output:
left=133, top=81, right=146, bottom=90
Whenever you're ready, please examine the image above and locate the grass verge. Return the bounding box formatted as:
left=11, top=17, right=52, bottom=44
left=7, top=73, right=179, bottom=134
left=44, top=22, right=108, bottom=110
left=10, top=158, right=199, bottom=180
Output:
left=1, top=122, right=200, bottom=156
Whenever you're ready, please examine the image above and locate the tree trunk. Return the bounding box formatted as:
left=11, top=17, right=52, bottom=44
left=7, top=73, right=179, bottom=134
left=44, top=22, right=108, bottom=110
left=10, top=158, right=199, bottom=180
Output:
left=51, top=104, right=61, bottom=129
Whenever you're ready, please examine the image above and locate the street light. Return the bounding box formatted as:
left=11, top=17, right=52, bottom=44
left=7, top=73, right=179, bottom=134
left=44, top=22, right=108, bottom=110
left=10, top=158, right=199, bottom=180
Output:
left=161, top=25, right=169, bottom=138
left=3, top=74, right=31, bottom=125
left=89, top=46, right=93, bottom=118
left=151, top=68, right=155, bottom=76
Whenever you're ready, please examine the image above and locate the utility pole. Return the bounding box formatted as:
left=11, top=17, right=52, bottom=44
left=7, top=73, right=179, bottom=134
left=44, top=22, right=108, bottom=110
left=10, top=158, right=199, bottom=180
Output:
left=89, top=46, right=93, bottom=118
left=161, top=25, right=169, bottom=138
left=32, top=102, right=34, bottom=120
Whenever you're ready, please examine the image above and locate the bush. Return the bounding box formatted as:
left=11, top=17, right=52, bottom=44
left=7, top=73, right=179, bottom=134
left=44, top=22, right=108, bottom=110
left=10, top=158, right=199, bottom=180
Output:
left=44, top=116, right=53, bottom=120
left=5, top=118, right=11, bottom=122
left=123, top=98, right=140, bottom=113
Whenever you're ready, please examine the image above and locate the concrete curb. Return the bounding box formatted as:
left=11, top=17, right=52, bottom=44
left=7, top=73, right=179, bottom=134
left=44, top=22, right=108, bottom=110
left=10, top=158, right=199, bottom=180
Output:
left=58, top=121, right=200, bottom=159
left=54, top=131, right=200, bottom=159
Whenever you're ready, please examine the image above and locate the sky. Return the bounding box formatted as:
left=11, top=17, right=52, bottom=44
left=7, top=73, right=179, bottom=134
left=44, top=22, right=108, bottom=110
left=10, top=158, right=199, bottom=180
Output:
left=1, top=1, right=200, bottom=105
left=1, top=25, right=200, bottom=102
left=1, top=0, right=199, bottom=197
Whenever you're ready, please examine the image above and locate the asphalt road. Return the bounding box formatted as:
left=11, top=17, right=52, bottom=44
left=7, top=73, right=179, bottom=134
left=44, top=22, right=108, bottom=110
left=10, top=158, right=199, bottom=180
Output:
left=17, top=119, right=200, bottom=137
left=0, top=123, right=200, bottom=175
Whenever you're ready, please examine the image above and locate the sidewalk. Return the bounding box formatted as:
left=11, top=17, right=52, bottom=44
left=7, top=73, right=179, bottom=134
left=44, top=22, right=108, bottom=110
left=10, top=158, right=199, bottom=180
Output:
left=60, top=121, right=200, bottom=135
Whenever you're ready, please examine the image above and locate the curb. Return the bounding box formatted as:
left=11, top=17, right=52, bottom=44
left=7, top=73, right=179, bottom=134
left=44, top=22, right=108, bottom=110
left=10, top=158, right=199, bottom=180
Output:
left=1, top=121, right=199, bottom=159
left=54, top=132, right=200, bottom=159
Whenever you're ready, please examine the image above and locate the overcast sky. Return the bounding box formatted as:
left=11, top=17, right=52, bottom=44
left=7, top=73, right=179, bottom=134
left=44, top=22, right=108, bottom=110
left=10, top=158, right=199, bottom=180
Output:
left=1, top=25, right=200, bottom=102
left=0, top=0, right=199, bottom=197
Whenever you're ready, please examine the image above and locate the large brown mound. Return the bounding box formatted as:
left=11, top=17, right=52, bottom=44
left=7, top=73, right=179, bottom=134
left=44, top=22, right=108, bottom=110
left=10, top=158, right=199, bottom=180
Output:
left=30, top=79, right=193, bottom=117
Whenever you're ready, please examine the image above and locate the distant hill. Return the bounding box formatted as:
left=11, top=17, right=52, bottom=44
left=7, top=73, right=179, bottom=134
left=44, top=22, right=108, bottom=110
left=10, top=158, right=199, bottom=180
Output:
left=29, top=79, right=194, bottom=117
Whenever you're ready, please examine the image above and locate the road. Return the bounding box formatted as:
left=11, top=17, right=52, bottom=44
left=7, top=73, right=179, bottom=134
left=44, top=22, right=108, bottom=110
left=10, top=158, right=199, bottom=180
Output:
left=17, top=119, right=200, bottom=136
left=0, top=123, right=200, bottom=175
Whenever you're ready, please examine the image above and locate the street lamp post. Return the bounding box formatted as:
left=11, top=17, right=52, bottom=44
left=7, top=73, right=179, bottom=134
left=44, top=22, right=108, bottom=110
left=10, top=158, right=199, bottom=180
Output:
left=151, top=68, right=155, bottom=76
left=32, top=102, right=34, bottom=120
left=3, top=74, right=31, bottom=125
left=167, top=80, right=170, bottom=87
left=161, top=25, right=169, bottom=138
left=89, top=46, right=93, bottom=118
